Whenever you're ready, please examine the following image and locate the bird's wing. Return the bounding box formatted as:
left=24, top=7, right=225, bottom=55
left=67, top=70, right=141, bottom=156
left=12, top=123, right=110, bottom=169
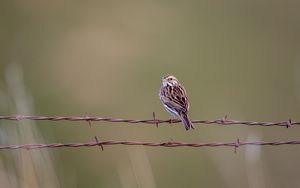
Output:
left=160, top=85, right=189, bottom=112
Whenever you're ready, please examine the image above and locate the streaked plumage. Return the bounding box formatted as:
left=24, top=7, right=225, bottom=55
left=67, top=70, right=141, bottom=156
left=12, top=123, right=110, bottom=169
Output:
left=159, top=75, right=194, bottom=130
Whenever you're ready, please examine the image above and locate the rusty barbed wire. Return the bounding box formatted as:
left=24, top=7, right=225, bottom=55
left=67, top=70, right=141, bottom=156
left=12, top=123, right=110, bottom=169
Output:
left=0, top=114, right=298, bottom=128
left=1, top=139, right=300, bottom=150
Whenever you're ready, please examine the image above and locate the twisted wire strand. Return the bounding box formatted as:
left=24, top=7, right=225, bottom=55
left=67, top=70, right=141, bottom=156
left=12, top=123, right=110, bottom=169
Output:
left=0, top=115, right=298, bottom=127
left=1, top=139, right=300, bottom=150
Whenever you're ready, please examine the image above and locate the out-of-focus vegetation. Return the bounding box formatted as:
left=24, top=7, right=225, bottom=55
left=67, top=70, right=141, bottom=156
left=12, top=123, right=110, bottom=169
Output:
left=1, top=1, right=300, bottom=187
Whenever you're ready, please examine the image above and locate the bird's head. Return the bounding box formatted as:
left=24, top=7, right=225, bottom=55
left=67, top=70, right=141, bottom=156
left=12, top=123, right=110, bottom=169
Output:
left=162, top=75, right=179, bottom=86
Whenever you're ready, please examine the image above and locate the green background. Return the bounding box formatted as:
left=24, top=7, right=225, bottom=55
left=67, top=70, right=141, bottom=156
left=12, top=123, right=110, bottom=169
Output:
left=1, top=1, right=300, bottom=187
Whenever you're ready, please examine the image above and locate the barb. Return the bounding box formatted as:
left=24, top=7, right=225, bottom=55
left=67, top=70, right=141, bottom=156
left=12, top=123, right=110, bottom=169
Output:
left=1, top=139, right=300, bottom=150
left=94, top=136, right=104, bottom=151
left=0, top=115, right=299, bottom=127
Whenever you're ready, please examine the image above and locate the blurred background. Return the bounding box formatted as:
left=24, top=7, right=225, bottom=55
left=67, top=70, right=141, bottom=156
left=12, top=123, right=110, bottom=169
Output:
left=1, top=1, right=300, bottom=187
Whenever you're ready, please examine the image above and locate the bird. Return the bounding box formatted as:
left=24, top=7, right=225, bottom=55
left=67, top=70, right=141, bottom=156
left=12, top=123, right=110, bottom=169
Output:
left=159, top=75, right=194, bottom=130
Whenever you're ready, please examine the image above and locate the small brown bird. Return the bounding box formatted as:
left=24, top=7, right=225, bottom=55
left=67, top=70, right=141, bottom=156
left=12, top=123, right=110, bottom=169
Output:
left=159, top=75, right=194, bottom=130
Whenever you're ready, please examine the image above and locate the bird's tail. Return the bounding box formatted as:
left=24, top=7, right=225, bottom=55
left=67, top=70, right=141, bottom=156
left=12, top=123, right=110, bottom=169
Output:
left=180, top=113, right=194, bottom=130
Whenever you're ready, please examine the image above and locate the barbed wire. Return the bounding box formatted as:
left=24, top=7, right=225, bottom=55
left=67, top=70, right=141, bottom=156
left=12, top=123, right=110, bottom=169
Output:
left=1, top=115, right=299, bottom=151
left=0, top=114, right=298, bottom=128
left=1, top=139, right=300, bottom=151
